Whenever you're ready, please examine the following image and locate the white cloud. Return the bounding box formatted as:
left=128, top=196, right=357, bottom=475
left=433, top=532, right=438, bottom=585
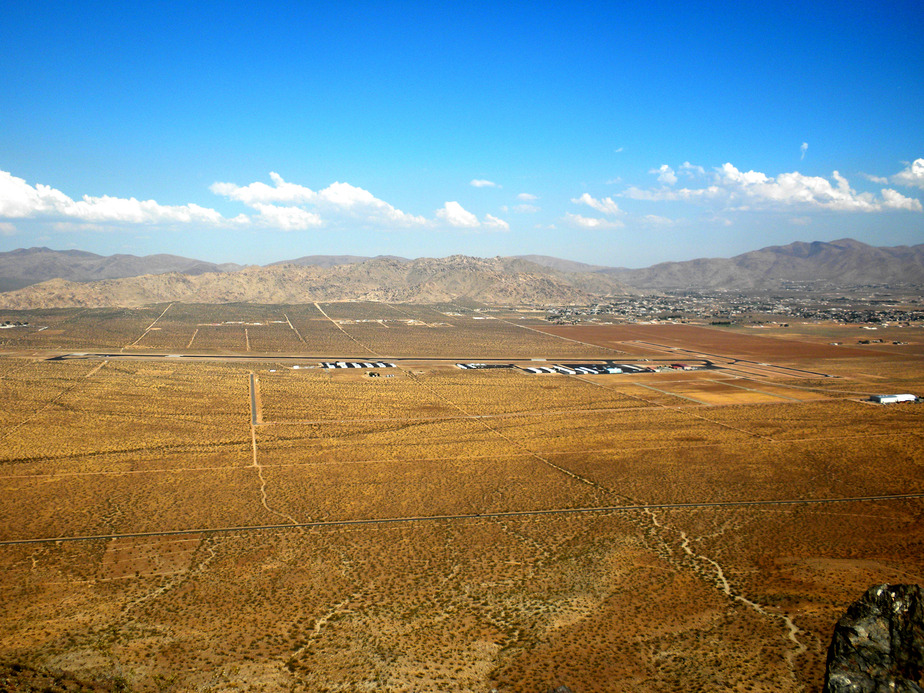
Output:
left=0, top=170, right=227, bottom=225
left=211, top=173, right=427, bottom=229
left=483, top=214, right=510, bottom=230
left=435, top=201, right=480, bottom=227
left=0, top=221, right=16, bottom=235
left=514, top=204, right=540, bottom=213
left=433, top=202, right=507, bottom=230
left=717, top=163, right=920, bottom=211
left=251, top=203, right=323, bottom=231
left=571, top=192, right=622, bottom=215
left=0, top=169, right=438, bottom=233
left=622, top=185, right=722, bottom=201
left=318, top=181, right=427, bottom=226
left=563, top=213, right=624, bottom=230
left=622, top=163, right=922, bottom=213
left=614, top=147, right=624, bottom=153
left=862, top=173, right=890, bottom=184
left=800, top=142, right=808, bottom=160
left=650, top=164, right=678, bottom=186
left=679, top=161, right=705, bottom=176
left=879, top=188, right=923, bottom=211
left=517, top=192, right=538, bottom=201
left=892, top=158, right=924, bottom=190
left=470, top=179, right=499, bottom=188
left=210, top=171, right=316, bottom=206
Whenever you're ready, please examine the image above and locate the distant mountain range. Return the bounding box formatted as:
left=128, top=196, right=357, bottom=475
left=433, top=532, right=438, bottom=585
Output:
left=596, top=238, right=924, bottom=290
left=0, top=256, right=630, bottom=309
left=0, top=239, right=922, bottom=308
left=0, top=247, right=242, bottom=293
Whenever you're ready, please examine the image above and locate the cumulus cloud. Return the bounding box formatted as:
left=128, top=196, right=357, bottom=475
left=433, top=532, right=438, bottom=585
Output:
left=0, top=170, right=229, bottom=225
left=679, top=161, right=705, bottom=177
left=892, top=158, right=924, bottom=190
left=517, top=192, right=538, bottom=201
left=650, top=164, right=678, bottom=185
left=211, top=173, right=427, bottom=228
left=250, top=203, right=322, bottom=231
left=862, top=173, right=890, bottom=184
left=210, top=171, right=316, bottom=206
left=0, top=168, right=518, bottom=234
left=879, top=188, right=923, bottom=211
left=563, top=213, right=624, bottom=230
left=800, top=142, right=808, bottom=160
left=571, top=193, right=622, bottom=215
left=470, top=179, right=499, bottom=188
left=717, top=163, right=921, bottom=211
left=435, top=201, right=480, bottom=227
left=483, top=214, right=510, bottom=230
left=514, top=204, right=540, bottom=213
left=622, top=162, right=922, bottom=212
left=432, top=202, right=507, bottom=230
left=623, top=185, right=722, bottom=201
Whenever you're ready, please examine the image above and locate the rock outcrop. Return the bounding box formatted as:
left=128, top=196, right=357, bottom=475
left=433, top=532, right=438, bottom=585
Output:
left=824, top=584, right=924, bottom=693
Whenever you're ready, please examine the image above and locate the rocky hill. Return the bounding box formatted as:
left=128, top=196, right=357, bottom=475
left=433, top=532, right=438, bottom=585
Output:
left=601, top=239, right=924, bottom=290
left=0, top=247, right=242, bottom=292
left=823, top=584, right=923, bottom=693
left=2, top=238, right=922, bottom=303
left=0, top=256, right=630, bottom=308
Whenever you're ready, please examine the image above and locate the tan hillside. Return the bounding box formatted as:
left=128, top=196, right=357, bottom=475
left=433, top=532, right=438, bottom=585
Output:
left=0, top=255, right=630, bottom=308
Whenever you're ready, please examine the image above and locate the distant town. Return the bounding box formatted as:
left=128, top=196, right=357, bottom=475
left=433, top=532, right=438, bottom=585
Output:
left=546, top=289, right=924, bottom=326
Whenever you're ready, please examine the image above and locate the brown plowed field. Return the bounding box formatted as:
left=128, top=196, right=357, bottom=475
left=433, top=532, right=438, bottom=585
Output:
left=649, top=378, right=817, bottom=405
left=535, top=323, right=880, bottom=359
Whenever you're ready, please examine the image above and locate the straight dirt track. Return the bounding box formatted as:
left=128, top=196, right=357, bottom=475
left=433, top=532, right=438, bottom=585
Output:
left=3, top=491, right=923, bottom=546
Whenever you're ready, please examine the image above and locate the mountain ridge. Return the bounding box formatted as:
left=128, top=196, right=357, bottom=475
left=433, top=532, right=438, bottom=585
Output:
left=1, top=238, right=923, bottom=308
left=596, top=238, right=924, bottom=289
left=0, top=247, right=243, bottom=292
left=0, top=255, right=630, bottom=309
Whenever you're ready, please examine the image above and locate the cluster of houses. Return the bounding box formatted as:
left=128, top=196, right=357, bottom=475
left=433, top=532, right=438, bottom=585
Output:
left=546, top=292, right=924, bottom=326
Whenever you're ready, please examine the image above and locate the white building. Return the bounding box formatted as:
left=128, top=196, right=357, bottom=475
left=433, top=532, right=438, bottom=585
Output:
left=869, top=394, right=917, bottom=404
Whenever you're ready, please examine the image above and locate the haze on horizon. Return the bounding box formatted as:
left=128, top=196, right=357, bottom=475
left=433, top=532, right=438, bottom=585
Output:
left=1, top=2, right=922, bottom=269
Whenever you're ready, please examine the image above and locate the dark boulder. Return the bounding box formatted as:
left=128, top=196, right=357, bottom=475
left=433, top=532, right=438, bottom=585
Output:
left=823, top=584, right=924, bottom=693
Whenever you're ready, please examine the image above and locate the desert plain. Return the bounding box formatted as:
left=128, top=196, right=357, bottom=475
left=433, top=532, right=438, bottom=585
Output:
left=0, top=301, right=922, bottom=692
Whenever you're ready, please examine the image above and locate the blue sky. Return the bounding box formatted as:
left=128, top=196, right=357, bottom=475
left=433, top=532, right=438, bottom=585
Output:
left=1, top=1, right=922, bottom=267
